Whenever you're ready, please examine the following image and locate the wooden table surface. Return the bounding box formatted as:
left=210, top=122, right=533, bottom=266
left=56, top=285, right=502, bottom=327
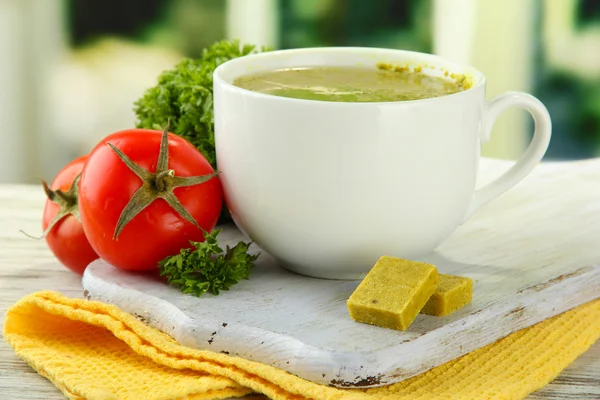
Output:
left=1, top=184, right=599, bottom=400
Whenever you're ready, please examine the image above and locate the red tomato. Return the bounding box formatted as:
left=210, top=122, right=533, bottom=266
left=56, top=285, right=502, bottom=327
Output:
left=78, top=128, right=223, bottom=271
left=42, top=155, right=99, bottom=274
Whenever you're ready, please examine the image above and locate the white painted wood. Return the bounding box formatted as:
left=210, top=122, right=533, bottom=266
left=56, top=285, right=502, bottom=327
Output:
left=82, top=157, right=600, bottom=388
left=0, top=159, right=598, bottom=399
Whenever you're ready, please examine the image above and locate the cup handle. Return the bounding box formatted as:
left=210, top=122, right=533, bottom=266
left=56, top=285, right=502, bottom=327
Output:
left=464, top=91, right=552, bottom=221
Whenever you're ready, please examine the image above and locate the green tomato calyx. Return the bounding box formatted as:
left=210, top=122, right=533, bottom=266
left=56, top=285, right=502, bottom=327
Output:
left=33, top=174, right=82, bottom=239
left=107, top=126, right=217, bottom=240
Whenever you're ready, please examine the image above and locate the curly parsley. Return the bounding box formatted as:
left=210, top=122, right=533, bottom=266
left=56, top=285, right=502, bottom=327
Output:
left=158, top=229, right=259, bottom=296
left=133, top=39, right=269, bottom=168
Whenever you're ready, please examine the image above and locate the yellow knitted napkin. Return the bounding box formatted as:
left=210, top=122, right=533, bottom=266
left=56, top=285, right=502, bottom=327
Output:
left=3, top=291, right=599, bottom=400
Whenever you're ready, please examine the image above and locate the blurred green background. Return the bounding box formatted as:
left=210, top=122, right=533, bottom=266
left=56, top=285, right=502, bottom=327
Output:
left=0, top=0, right=598, bottom=183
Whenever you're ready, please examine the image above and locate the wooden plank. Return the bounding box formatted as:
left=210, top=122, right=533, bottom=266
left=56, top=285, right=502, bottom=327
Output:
left=1, top=158, right=599, bottom=398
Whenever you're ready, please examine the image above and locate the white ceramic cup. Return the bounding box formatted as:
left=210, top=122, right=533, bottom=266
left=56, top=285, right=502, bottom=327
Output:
left=214, top=47, right=551, bottom=279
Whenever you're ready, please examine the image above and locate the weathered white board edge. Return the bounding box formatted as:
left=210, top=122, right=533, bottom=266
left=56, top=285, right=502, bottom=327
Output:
left=83, top=261, right=600, bottom=388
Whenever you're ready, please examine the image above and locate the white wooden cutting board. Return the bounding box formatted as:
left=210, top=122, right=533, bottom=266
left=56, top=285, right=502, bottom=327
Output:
left=82, top=157, right=600, bottom=388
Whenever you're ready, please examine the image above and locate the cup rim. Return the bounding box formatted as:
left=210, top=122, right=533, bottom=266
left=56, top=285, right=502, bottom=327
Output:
left=213, top=46, right=486, bottom=106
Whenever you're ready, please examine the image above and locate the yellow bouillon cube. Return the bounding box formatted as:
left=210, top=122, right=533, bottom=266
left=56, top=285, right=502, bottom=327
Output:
left=347, top=256, right=439, bottom=330
left=421, top=274, right=473, bottom=317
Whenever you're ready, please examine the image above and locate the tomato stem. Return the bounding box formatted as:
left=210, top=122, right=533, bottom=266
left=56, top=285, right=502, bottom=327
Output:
left=154, top=169, right=175, bottom=191
left=156, top=169, right=175, bottom=180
